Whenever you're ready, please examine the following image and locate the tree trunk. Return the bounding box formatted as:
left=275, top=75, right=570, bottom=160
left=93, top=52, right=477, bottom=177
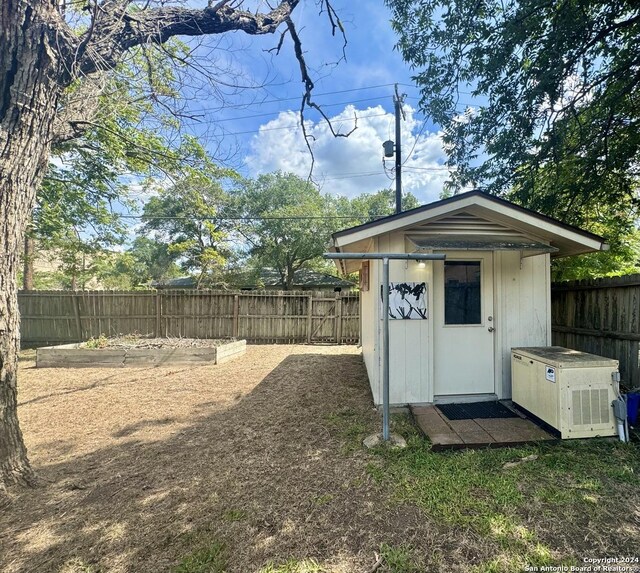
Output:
left=0, top=1, right=62, bottom=487
left=22, top=235, right=35, bottom=291
left=285, top=263, right=295, bottom=290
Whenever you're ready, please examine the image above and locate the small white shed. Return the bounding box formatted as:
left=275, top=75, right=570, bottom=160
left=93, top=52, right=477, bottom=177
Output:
left=330, top=191, right=608, bottom=406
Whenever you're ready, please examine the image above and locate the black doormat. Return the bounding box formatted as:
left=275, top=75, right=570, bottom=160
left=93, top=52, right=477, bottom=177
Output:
left=437, top=401, right=519, bottom=421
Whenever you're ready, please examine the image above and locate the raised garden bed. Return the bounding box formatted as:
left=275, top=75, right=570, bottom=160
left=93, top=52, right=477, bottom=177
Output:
left=36, top=337, right=246, bottom=368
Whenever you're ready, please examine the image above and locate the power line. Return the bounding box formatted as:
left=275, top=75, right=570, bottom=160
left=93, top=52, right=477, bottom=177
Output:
left=397, top=83, right=476, bottom=96
left=204, top=95, right=393, bottom=122
left=120, top=214, right=379, bottom=221
left=404, top=166, right=451, bottom=171
left=322, top=171, right=389, bottom=181
left=208, top=83, right=402, bottom=110
left=194, top=96, right=478, bottom=129
left=221, top=111, right=387, bottom=136
left=186, top=82, right=480, bottom=124
left=198, top=82, right=477, bottom=112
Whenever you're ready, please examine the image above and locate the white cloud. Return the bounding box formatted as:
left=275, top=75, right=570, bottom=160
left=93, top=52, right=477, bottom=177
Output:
left=245, top=104, right=450, bottom=203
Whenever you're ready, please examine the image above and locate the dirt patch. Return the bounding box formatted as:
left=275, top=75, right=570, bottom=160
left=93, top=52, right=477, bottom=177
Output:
left=81, top=336, right=234, bottom=349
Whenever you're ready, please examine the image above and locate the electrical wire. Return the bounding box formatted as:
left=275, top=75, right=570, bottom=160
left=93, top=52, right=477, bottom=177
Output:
left=200, top=83, right=403, bottom=110
left=185, top=83, right=480, bottom=126
left=207, top=95, right=393, bottom=123
left=119, top=214, right=380, bottom=221
left=215, top=111, right=386, bottom=137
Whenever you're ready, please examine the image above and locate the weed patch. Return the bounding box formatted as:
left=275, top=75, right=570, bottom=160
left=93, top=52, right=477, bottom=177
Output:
left=222, top=509, right=247, bottom=522
left=325, top=407, right=371, bottom=452
left=258, top=558, right=324, bottom=573
left=379, top=543, right=422, bottom=572
left=174, top=541, right=228, bottom=573
left=370, top=417, right=640, bottom=571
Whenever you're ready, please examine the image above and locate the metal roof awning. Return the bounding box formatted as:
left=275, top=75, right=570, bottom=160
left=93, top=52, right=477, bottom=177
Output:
left=408, top=235, right=559, bottom=257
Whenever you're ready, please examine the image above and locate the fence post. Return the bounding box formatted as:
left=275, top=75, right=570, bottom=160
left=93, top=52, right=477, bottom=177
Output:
left=155, top=291, right=162, bottom=337
left=233, top=294, right=239, bottom=338
left=335, top=291, right=343, bottom=344
left=307, top=294, right=313, bottom=343
left=73, top=293, right=83, bottom=341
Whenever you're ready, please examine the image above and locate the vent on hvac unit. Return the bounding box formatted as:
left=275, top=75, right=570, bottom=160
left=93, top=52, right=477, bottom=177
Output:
left=572, top=388, right=610, bottom=426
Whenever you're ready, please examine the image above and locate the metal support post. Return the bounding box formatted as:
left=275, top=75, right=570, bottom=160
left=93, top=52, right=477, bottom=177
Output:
left=382, top=257, right=390, bottom=440
left=324, top=251, right=446, bottom=441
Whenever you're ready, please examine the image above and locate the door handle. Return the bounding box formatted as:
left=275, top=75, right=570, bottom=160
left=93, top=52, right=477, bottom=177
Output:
left=488, top=327, right=495, bottom=333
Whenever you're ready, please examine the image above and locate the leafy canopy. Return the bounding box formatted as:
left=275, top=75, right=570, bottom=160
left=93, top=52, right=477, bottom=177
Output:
left=387, top=0, right=640, bottom=199
left=33, top=42, right=225, bottom=286
left=141, top=170, right=235, bottom=287
left=336, top=188, right=420, bottom=224
left=386, top=0, right=640, bottom=277
left=234, top=172, right=341, bottom=289
left=234, top=177, right=422, bottom=286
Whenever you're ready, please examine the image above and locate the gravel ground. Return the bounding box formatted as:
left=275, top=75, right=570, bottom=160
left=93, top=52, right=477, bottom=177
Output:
left=0, top=345, right=445, bottom=573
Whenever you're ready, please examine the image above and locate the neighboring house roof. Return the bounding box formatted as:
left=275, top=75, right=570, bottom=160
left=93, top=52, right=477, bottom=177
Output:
left=236, top=268, right=354, bottom=289
left=151, top=276, right=197, bottom=289
left=150, top=269, right=354, bottom=290
left=331, top=190, right=607, bottom=273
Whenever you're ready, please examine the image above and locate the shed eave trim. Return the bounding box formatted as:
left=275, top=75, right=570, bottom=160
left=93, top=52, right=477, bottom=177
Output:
left=332, top=192, right=606, bottom=254
left=407, top=235, right=559, bottom=254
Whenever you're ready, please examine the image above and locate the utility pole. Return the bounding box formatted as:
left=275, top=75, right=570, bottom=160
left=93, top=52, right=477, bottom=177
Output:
left=383, top=84, right=406, bottom=215
left=393, top=84, right=405, bottom=214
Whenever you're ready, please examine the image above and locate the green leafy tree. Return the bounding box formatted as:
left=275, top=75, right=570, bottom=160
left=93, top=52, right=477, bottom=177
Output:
left=141, top=172, right=234, bottom=287
left=79, top=241, right=185, bottom=290
left=123, top=237, right=182, bottom=287
left=387, top=0, right=640, bottom=198
left=386, top=0, right=640, bottom=275
left=28, top=47, right=216, bottom=291
left=235, top=172, right=341, bottom=290
left=337, top=188, right=420, bottom=224
left=503, top=142, right=640, bottom=279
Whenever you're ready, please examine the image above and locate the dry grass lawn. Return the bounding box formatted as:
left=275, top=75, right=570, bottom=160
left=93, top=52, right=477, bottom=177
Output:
left=1, top=346, right=430, bottom=573
left=1, top=345, right=639, bottom=573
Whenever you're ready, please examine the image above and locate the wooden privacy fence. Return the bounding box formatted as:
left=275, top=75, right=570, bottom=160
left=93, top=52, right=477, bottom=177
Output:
left=551, top=274, right=640, bottom=389
left=18, top=276, right=640, bottom=386
left=18, top=289, right=360, bottom=346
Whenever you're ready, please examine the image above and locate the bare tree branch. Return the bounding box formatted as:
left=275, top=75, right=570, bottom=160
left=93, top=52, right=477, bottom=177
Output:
left=285, top=15, right=357, bottom=176
left=73, top=1, right=302, bottom=76
left=51, top=1, right=353, bottom=173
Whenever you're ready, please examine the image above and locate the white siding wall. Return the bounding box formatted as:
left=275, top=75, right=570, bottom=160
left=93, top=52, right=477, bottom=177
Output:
left=360, top=248, right=378, bottom=398
left=375, top=232, right=431, bottom=405
left=360, top=235, right=551, bottom=405
left=495, top=251, right=551, bottom=398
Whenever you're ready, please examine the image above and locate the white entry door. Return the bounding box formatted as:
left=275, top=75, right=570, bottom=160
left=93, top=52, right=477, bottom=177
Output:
left=433, top=252, right=495, bottom=397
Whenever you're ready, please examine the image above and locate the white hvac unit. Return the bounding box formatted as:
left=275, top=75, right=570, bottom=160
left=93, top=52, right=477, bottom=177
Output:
left=511, top=346, right=618, bottom=439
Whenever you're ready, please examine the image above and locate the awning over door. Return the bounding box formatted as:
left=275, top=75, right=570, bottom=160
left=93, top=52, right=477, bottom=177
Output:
left=408, top=235, right=559, bottom=257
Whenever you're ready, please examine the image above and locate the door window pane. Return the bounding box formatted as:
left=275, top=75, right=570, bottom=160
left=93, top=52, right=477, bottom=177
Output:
left=444, top=261, right=481, bottom=325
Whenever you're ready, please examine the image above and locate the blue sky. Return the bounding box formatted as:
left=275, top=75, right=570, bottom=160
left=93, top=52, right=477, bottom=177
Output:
left=173, top=1, right=456, bottom=204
